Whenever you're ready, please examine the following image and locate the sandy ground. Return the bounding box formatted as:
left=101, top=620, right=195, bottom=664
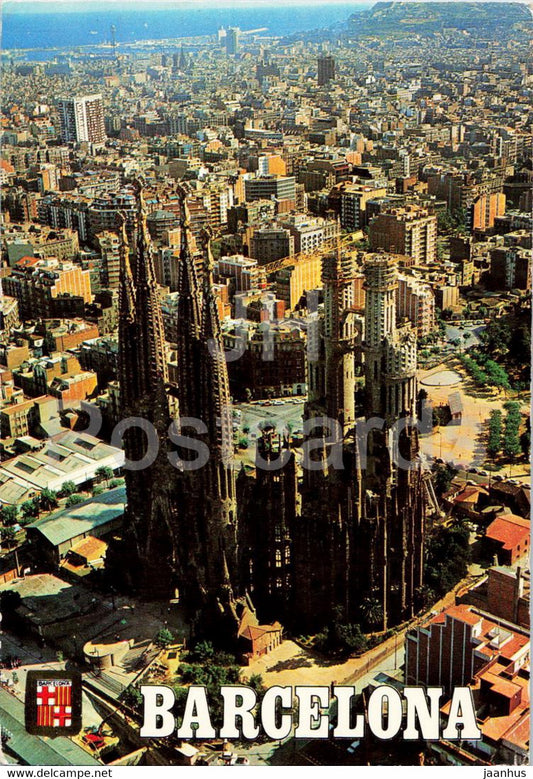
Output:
left=418, top=362, right=530, bottom=481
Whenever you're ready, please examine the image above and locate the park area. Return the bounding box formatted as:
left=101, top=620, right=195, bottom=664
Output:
left=418, top=362, right=530, bottom=482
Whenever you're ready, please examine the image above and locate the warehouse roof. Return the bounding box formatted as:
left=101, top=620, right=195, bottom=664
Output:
left=28, top=486, right=125, bottom=547
left=0, top=429, right=124, bottom=498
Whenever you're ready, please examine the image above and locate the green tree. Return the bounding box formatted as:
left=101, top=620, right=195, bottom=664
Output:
left=502, top=403, right=522, bottom=460
left=480, top=318, right=513, bottom=359
left=437, top=209, right=454, bottom=233
left=248, top=673, right=266, bottom=696
left=0, top=505, right=18, bottom=526
left=360, top=597, right=384, bottom=630
left=60, top=481, right=77, bottom=497
left=154, top=628, right=174, bottom=648
left=122, top=685, right=144, bottom=711
left=95, top=466, right=113, bottom=484
left=66, top=494, right=85, bottom=508
left=487, top=410, right=503, bottom=459
left=0, top=527, right=16, bottom=548
left=425, top=518, right=471, bottom=596
left=451, top=207, right=467, bottom=232
left=520, top=417, right=530, bottom=459
left=190, top=640, right=215, bottom=663
left=415, top=584, right=436, bottom=609
left=325, top=606, right=368, bottom=654
left=432, top=463, right=458, bottom=498
left=334, top=622, right=367, bottom=653
left=39, top=488, right=58, bottom=513
left=21, top=499, right=39, bottom=521
left=503, top=430, right=521, bottom=460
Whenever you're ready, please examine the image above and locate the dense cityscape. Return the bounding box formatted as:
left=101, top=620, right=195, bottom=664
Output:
left=0, top=0, right=531, bottom=767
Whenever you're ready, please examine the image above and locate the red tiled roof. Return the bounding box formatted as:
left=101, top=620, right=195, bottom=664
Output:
left=443, top=603, right=483, bottom=626
left=454, top=485, right=488, bottom=504
left=16, top=256, right=39, bottom=267
left=240, top=624, right=281, bottom=641
left=486, top=514, right=530, bottom=551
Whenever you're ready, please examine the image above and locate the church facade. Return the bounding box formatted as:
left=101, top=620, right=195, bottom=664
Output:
left=111, top=183, right=430, bottom=643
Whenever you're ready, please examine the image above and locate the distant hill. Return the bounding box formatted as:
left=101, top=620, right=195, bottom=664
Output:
left=347, top=2, right=532, bottom=35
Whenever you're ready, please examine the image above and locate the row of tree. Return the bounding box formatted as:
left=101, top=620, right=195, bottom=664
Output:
left=479, top=311, right=531, bottom=390
left=486, top=403, right=524, bottom=462
left=460, top=351, right=511, bottom=391
left=0, top=468, right=121, bottom=549
left=487, top=410, right=503, bottom=459
left=502, top=402, right=522, bottom=461
left=0, top=467, right=118, bottom=528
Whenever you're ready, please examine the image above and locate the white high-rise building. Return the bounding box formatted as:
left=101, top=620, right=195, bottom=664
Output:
left=57, top=94, right=106, bottom=145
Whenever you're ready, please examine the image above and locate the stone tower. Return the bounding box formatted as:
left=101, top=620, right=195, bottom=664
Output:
left=112, top=183, right=243, bottom=640
left=239, top=427, right=298, bottom=623
left=363, top=253, right=417, bottom=422
left=115, top=181, right=180, bottom=597
left=307, top=245, right=362, bottom=434
left=292, top=249, right=426, bottom=633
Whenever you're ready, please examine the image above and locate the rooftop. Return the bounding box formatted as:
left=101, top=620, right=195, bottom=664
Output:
left=28, top=485, right=125, bottom=547
left=486, top=513, right=530, bottom=552
left=0, top=430, right=123, bottom=497
left=0, top=573, right=100, bottom=626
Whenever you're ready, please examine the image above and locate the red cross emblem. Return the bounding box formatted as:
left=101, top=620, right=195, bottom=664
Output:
left=53, top=705, right=72, bottom=728
left=36, top=685, right=56, bottom=707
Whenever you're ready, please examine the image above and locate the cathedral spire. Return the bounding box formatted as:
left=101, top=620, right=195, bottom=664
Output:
left=117, top=211, right=139, bottom=418
left=117, top=211, right=135, bottom=327
left=133, top=178, right=161, bottom=293
left=128, top=179, right=168, bottom=422
left=199, top=226, right=233, bottom=459
left=200, top=225, right=221, bottom=342
left=176, top=183, right=202, bottom=420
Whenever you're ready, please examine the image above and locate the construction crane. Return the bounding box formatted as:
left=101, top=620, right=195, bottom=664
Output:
left=257, top=230, right=365, bottom=279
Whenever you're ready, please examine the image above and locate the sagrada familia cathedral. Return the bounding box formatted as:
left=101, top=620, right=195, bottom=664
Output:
left=110, top=182, right=431, bottom=644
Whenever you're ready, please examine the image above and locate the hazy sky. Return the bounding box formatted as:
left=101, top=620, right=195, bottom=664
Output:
left=4, top=0, right=371, bottom=8
left=4, top=0, right=524, bottom=7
